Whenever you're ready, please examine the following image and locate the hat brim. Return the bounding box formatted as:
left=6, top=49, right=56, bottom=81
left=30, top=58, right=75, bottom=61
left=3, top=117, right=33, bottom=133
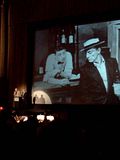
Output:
left=80, top=40, right=105, bottom=52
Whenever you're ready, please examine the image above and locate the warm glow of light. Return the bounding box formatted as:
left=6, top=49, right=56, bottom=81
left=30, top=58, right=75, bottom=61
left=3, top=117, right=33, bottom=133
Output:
left=14, top=115, right=20, bottom=123
left=46, top=115, right=54, bottom=121
left=32, top=90, right=52, bottom=104
left=18, top=85, right=27, bottom=92
left=0, top=106, right=4, bottom=111
left=21, top=116, right=28, bottom=122
left=16, top=120, right=20, bottom=123
left=37, top=114, right=45, bottom=122
left=14, top=115, right=28, bottom=123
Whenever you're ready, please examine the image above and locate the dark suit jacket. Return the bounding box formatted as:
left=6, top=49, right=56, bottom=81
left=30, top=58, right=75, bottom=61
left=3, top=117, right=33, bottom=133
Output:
left=79, top=56, right=120, bottom=104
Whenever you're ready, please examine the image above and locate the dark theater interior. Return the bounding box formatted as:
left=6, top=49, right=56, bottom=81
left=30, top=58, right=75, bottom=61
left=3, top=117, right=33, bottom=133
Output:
left=0, top=0, right=120, bottom=158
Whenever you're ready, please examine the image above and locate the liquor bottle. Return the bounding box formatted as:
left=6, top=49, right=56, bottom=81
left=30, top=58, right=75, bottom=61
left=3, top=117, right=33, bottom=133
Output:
left=56, top=34, right=60, bottom=47
left=68, top=31, right=74, bottom=44
left=38, top=66, right=44, bottom=75
left=61, top=29, right=66, bottom=44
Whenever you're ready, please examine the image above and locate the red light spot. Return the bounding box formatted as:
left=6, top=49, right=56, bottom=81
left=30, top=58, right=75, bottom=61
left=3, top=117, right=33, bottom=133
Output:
left=0, top=106, right=4, bottom=111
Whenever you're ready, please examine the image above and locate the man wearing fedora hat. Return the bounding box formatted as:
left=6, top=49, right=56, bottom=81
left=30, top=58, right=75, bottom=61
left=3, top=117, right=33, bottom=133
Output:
left=78, top=37, right=120, bottom=104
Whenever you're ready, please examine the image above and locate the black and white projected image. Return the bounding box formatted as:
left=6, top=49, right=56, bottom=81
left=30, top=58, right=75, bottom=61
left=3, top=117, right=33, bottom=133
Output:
left=31, top=19, right=120, bottom=104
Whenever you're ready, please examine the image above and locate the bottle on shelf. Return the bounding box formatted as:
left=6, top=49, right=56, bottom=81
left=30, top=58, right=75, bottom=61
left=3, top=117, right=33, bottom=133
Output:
left=38, top=66, right=44, bottom=75
left=61, top=29, right=66, bottom=44
left=56, top=33, right=60, bottom=47
left=68, top=31, right=74, bottom=44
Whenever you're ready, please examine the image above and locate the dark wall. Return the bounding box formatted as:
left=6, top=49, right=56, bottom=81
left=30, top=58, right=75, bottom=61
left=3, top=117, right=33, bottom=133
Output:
left=11, top=0, right=120, bottom=23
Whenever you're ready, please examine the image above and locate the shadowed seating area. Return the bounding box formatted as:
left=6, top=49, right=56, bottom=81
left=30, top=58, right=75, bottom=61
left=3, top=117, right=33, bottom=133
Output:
left=0, top=106, right=120, bottom=158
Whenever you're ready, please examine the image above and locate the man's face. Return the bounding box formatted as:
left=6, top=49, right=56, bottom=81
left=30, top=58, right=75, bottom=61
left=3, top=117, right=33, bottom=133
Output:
left=86, top=48, right=100, bottom=63
left=56, top=49, right=66, bottom=62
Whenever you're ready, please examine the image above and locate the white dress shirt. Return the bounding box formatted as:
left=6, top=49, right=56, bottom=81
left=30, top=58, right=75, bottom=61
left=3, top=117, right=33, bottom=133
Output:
left=43, top=51, right=73, bottom=82
left=94, top=56, right=108, bottom=92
